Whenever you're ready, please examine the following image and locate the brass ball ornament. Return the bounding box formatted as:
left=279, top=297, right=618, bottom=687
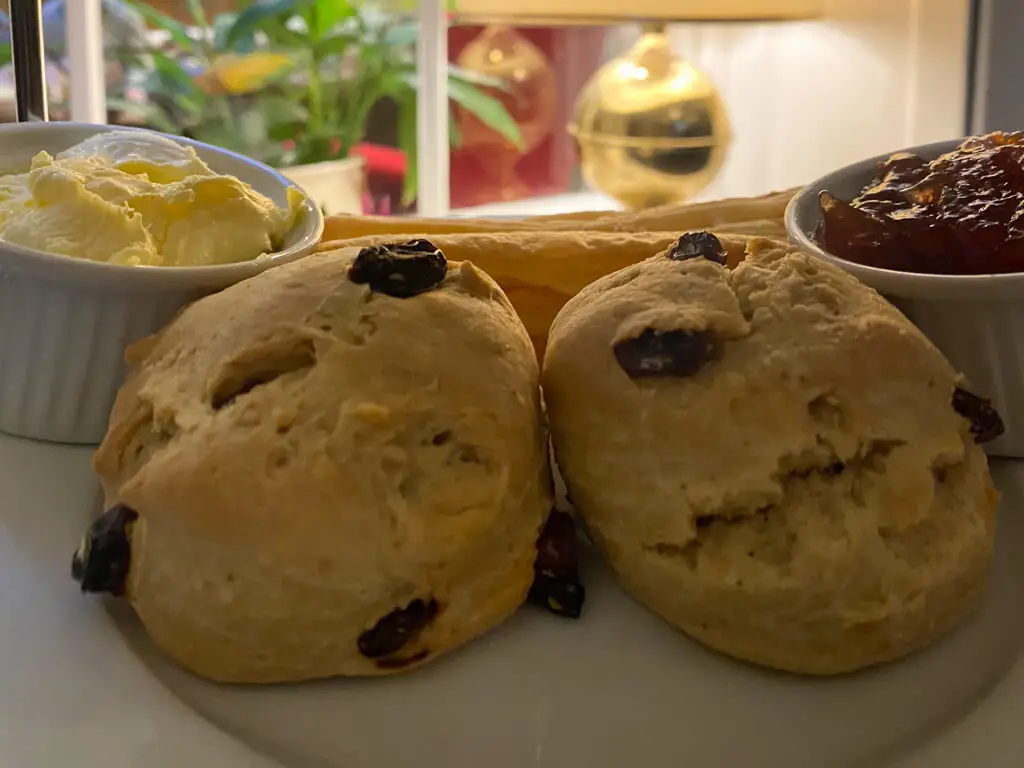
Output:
left=569, top=23, right=732, bottom=210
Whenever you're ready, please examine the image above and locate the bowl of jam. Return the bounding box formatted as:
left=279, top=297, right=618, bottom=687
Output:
left=787, top=132, right=1024, bottom=457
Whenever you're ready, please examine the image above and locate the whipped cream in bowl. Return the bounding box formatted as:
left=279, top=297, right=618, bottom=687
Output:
left=0, top=123, right=324, bottom=444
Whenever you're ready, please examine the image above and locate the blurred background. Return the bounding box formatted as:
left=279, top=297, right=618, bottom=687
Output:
left=0, top=0, right=978, bottom=217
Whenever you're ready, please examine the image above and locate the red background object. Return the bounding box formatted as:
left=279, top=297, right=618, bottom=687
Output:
left=447, top=26, right=608, bottom=210
left=351, top=143, right=407, bottom=215
left=355, top=27, right=608, bottom=214
left=351, top=142, right=407, bottom=177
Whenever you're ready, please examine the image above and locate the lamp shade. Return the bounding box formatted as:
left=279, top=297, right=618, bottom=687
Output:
left=453, top=0, right=823, bottom=23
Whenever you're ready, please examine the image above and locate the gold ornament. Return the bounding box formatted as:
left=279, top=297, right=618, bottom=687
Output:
left=569, top=23, right=731, bottom=210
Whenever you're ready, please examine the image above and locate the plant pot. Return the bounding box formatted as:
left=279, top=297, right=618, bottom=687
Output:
left=278, top=156, right=366, bottom=217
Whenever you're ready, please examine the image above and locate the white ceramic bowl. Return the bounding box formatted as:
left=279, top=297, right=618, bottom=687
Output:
left=0, top=122, right=324, bottom=445
left=786, top=138, right=1024, bottom=457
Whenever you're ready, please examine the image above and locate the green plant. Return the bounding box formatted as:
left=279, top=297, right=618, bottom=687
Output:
left=121, top=0, right=523, bottom=202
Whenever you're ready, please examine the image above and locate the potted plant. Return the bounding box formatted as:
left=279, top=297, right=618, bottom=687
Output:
left=121, top=0, right=523, bottom=214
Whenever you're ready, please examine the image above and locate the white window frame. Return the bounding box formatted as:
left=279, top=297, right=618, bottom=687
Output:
left=66, top=0, right=106, bottom=124
left=414, top=0, right=450, bottom=215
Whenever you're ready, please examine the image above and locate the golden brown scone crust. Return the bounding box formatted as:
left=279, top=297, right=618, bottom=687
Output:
left=542, top=239, right=999, bottom=675
left=93, top=247, right=552, bottom=683
left=319, top=187, right=797, bottom=240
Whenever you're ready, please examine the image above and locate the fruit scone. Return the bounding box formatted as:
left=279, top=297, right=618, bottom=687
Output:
left=542, top=232, right=1003, bottom=675
left=74, top=240, right=584, bottom=684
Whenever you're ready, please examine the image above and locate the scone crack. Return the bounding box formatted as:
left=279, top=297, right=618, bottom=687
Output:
left=209, top=335, right=317, bottom=411
left=113, top=401, right=179, bottom=482
left=726, top=245, right=851, bottom=325
left=645, top=436, right=910, bottom=573
left=349, top=312, right=379, bottom=346
left=779, top=437, right=905, bottom=484
left=725, top=267, right=757, bottom=323
left=454, top=260, right=501, bottom=300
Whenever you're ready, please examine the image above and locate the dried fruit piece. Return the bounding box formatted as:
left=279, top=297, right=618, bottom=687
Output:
left=534, top=509, right=577, bottom=574
left=952, top=387, right=1005, bottom=444
left=529, top=578, right=585, bottom=619
left=668, top=231, right=726, bottom=265
left=357, top=597, right=439, bottom=659
left=348, top=239, right=447, bottom=298
left=614, top=328, right=719, bottom=379
left=71, top=504, right=138, bottom=596
left=528, top=510, right=586, bottom=619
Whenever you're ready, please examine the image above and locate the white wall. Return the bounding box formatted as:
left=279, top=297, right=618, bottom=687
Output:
left=605, top=0, right=971, bottom=199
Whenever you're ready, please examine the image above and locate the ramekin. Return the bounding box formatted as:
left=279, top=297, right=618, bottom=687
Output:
left=0, top=122, right=324, bottom=445
left=787, top=138, right=1024, bottom=458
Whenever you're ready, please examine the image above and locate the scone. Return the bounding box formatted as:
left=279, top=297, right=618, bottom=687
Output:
left=75, top=240, right=556, bottom=683
left=542, top=232, right=1002, bottom=675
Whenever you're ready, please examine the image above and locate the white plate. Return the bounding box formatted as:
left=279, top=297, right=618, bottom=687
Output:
left=3, top=429, right=1024, bottom=767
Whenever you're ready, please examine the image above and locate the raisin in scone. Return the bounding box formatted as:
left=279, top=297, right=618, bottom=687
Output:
left=78, top=241, right=555, bottom=683
left=542, top=232, right=1002, bottom=675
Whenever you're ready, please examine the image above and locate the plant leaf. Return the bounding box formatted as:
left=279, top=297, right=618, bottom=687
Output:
left=213, top=52, right=299, bottom=94
left=212, top=13, right=256, bottom=52
left=293, top=130, right=339, bottom=165
left=313, top=32, right=359, bottom=59
left=310, top=0, right=354, bottom=40
left=125, top=0, right=195, bottom=52
left=225, top=0, right=309, bottom=49
left=448, top=110, right=462, bottom=148
left=105, top=97, right=180, bottom=134
left=396, top=91, right=418, bottom=205
left=186, top=0, right=210, bottom=29
left=259, top=93, right=310, bottom=126
left=447, top=63, right=511, bottom=92
left=384, top=21, right=418, bottom=49
left=238, top=107, right=270, bottom=152
left=192, top=122, right=248, bottom=154
left=150, top=51, right=206, bottom=116
left=371, top=67, right=412, bottom=101
left=377, top=0, right=459, bottom=12
left=447, top=78, right=523, bottom=149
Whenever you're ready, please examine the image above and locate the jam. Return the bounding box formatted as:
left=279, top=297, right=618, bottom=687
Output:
left=818, top=132, right=1024, bottom=274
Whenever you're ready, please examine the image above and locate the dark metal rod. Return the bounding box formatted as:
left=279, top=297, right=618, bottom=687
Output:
left=9, top=0, right=48, bottom=122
